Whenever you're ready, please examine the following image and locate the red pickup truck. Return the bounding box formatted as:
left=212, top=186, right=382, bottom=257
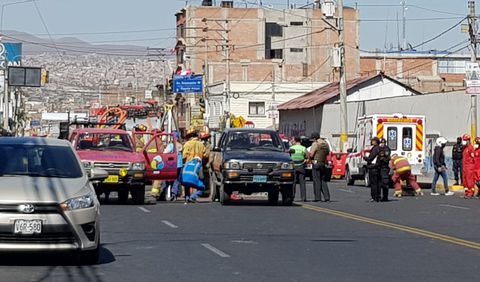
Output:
left=69, top=128, right=147, bottom=204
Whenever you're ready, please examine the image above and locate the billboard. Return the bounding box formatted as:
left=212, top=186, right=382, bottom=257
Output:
left=0, top=43, right=22, bottom=69
left=8, top=67, right=42, bottom=87
left=465, top=62, right=480, bottom=94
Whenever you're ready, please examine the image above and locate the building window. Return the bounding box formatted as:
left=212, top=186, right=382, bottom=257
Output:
left=302, top=62, right=308, bottom=77
left=266, top=49, right=283, bottom=59
left=438, top=59, right=466, bottom=74
left=249, top=102, right=265, bottom=116
left=266, top=23, right=283, bottom=37
left=290, top=21, right=303, bottom=26
left=290, top=48, right=303, bottom=53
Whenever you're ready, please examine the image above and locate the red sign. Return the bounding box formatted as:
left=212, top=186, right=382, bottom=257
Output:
left=244, top=121, right=255, bottom=128
left=466, top=87, right=480, bottom=94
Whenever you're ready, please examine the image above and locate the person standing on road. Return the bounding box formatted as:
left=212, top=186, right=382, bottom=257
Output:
left=452, top=137, right=464, bottom=186
left=431, top=137, right=454, bottom=196
left=364, top=137, right=383, bottom=202
left=309, top=133, right=330, bottom=202
left=291, top=137, right=308, bottom=202
left=462, top=134, right=476, bottom=198
left=472, top=137, right=480, bottom=198
left=378, top=138, right=391, bottom=201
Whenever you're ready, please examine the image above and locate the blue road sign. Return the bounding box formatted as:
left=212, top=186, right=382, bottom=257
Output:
left=173, top=75, right=203, bottom=94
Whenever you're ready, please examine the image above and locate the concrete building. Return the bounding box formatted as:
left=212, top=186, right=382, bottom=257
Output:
left=175, top=1, right=361, bottom=129
left=360, top=51, right=469, bottom=93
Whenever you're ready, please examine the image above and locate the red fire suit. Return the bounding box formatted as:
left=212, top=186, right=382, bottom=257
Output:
left=462, top=144, right=476, bottom=197
left=390, top=156, right=421, bottom=192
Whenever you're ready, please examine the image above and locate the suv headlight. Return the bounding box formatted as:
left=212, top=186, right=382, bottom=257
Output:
left=224, top=161, right=240, bottom=169
left=61, top=192, right=96, bottom=211
left=281, top=162, right=294, bottom=169
left=132, top=162, right=146, bottom=170
left=82, top=161, right=93, bottom=169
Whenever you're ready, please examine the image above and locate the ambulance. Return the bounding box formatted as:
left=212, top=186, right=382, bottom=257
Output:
left=345, top=113, right=426, bottom=186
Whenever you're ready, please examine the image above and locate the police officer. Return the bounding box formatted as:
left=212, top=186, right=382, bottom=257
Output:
left=452, top=136, right=464, bottom=186
left=378, top=138, right=391, bottom=201
left=364, top=137, right=389, bottom=202
left=290, top=137, right=308, bottom=202
left=309, top=132, right=331, bottom=202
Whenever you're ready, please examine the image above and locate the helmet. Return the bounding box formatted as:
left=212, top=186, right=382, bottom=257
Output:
left=371, top=137, right=380, bottom=144
left=462, top=134, right=471, bottom=141
left=199, top=131, right=211, bottom=140
left=436, top=137, right=448, bottom=146
left=475, top=137, right=480, bottom=145
left=134, top=124, right=147, bottom=132
left=185, top=127, right=198, bottom=138
left=379, top=138, right=387, bottom=144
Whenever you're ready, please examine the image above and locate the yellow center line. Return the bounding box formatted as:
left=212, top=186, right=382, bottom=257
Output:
left=301, top=204, right=480, bottom=251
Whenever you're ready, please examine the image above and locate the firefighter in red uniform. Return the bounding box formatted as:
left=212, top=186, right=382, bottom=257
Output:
left=473, top=137, right=480, bottom=198
left=462, top=134, right=476, bottom=198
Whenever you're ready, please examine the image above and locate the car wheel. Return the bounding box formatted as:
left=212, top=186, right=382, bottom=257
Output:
left=219, top=182, right=230, bottom=205
left=131, top=185, right=146, bottom=205
left=79, top=244, right=100, bottom=265
left=364, top=170, right=370, bottom=187
left=346, top=167, right=355, bottom=186
left=281, top=185, right=294, bottom=206
left=118, top=190, right=129, bottom=204
left=268, top=190, right=279, bottom=206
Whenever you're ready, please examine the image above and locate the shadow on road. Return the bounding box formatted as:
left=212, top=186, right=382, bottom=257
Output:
left=0, top=244, right=115, bottom=266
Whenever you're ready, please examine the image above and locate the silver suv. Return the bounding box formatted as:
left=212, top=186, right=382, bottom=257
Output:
left=0, top=137, right=106, bottom=264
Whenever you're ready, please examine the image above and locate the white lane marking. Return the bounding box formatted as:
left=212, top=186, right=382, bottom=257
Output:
left=339, top=189, right=355, bottom=193
left=161, top=220, right=179, bottom=229
left=439, top=204, right=470, bottom=210
left=138, top=207, right=150, bottom=213
left=201, top=243, right=231, bottom=258
left=231, top=240, right=258, bottom=245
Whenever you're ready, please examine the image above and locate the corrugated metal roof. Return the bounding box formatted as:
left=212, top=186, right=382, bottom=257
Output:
left=278, top=75, right=376, bottom=111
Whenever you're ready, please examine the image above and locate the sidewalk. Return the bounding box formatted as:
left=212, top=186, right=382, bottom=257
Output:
left=416, top=175, right=464, bottom=192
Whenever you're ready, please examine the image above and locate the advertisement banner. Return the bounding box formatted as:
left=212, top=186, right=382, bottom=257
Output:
left=4, top=43, right=22, bottom=65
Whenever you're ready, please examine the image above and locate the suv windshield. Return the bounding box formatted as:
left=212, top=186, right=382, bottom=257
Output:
left=226, top=131, right=284, bottom=151
left=77, top=133, right=133, bottom=152
left=0, top=145, right=83, bottom=178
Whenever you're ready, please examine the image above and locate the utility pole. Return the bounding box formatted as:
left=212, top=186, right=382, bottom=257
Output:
left=338, top=0, right=348, bottom=152
left=224, top=19, right=231, bottom=128
left=401, top=0, right=407, bottom=50
left=469, top=0, right=477, bottom=139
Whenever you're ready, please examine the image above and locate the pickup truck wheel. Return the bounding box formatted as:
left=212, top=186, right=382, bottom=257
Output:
left=346, top=168, right=355, bottom=186
left=268, top=190, right=279, bottom=206
left=118, top=190, right=129, bottom=204
left=280, top=185, right=294, bottom=206
left=131, top=185, right=146, bottom=205
left=219, top=182, right=230, bottom=205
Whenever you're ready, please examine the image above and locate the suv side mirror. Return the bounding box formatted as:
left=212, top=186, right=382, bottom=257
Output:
left=212, top=147, right=222, bottom=152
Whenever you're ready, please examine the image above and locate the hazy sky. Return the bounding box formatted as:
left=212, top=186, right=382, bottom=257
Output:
left=0, top=0, right=472, bottom=52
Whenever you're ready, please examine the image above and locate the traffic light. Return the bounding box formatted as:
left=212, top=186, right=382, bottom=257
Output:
left=199, top=97, right=206, bottom=113
left=41, top=70, right=49, bottom=85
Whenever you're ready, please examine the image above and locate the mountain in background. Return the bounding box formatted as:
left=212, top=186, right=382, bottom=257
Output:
left=1, top=30, right=149, bottom=56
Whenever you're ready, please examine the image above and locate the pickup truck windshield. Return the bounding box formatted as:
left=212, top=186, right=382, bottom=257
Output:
left=77, top=133, right=133, bottom=152
left=226, top=132, right=284, bottom=151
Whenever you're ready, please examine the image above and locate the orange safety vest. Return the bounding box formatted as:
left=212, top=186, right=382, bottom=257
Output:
left=391, top=156, right=411, bottom=175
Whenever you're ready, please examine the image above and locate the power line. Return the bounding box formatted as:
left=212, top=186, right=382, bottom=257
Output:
left=359, top=16, right=465, bottom=22
left=412, top=17, right=467, bottom=49
left=13, top=27, right=176, bottom=37
left=31, top=0, right=61, bottom=56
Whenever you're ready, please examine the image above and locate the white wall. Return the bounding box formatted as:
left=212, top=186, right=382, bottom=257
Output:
left=347, top=78, right=415, bottom=102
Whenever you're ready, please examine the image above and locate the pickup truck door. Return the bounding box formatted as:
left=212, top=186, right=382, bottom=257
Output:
left=211, top=133, right=226, bottom=173
left=137, top=132, right=178, bottom=181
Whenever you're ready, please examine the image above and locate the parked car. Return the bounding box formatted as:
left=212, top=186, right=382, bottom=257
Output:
left=0, top=137, right=106, bottom=264
left=69, top=128, right=147, bottom=204
left=209, top=128, right=295, bottom=206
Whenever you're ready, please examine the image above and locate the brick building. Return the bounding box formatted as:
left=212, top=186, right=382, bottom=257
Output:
left=360, top=51, right=468, bottom=93
left=175, top=1, right=360, bottom=129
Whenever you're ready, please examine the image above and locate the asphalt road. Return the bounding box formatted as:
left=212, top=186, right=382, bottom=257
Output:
left=0, top=181, right=479, bottom=282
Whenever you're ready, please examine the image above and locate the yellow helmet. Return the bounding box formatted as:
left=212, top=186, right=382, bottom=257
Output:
left=135, top=124, right=147, bottom=132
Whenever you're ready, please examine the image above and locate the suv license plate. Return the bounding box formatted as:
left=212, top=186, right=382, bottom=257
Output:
left=253, top=175, right=267, bottom=183
left=104, top=175, right=119, bottom=183
left=14, top=220, right=42, bottom=234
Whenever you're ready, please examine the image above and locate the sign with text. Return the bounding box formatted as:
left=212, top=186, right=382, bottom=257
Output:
left=173, top=75, right=203, bottom=94
left=465, top=62, right=480, bottom=94
left=0, top=43, right=22, bottom=70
